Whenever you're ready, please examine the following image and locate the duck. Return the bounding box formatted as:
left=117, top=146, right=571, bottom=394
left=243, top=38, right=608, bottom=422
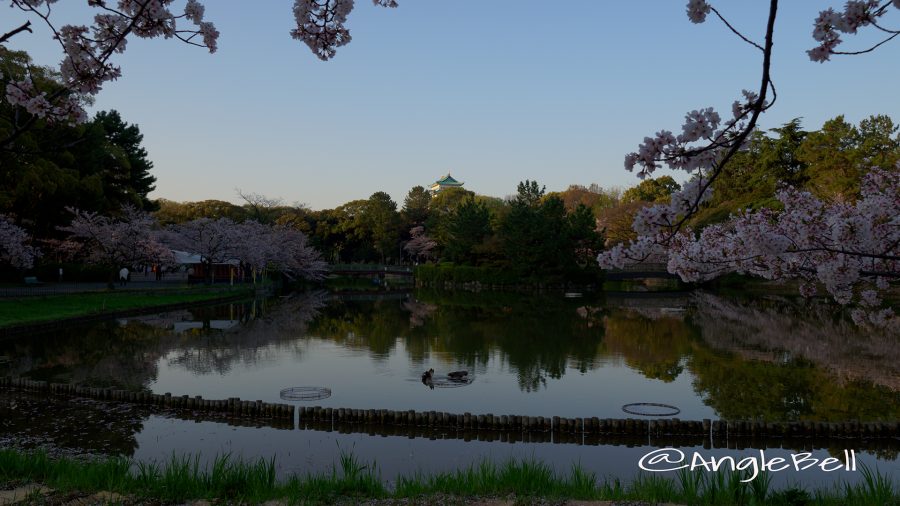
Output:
left=447, top=370, right=468, bottom=380
left=421, top=368, right=434, bottom=382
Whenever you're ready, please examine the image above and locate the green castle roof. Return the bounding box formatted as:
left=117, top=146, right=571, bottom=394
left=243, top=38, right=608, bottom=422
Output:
left=434, top=174, right=463, bottom=186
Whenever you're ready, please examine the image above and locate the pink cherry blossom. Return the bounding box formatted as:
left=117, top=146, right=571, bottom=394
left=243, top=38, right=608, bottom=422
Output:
left=59, top=205, right=173, bottom=270
left=0, top=215, right=39, bottom=269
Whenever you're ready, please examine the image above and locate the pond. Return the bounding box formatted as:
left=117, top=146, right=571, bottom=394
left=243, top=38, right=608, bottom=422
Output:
left=1, top=289, right=898, bottom=488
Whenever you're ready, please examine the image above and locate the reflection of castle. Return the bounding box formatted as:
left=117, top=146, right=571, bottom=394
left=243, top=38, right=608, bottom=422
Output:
left=429, top=172, right=464, bottom=196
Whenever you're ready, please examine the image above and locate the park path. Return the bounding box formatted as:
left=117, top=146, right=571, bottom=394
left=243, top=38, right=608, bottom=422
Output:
left=0, top=272, right=210, bottom=298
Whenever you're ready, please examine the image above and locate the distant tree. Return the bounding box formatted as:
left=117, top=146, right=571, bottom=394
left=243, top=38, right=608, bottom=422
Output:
left=552, top=185, right=614, bottom=213
left=361, top=191, right=401, bottom=263
left=622, top=176, right=681, bottom=204
left=515, top=180, right=546, bottom=207
left=236, top=189, right=285, bottom=224
left=568, top=204, right=605, bottom=266
left=596, top=201, right=648, bottom=247
left=501, top=194, right=572, bottom=272
left=0, top=214, right=38, bottom=269
left=428, top=187, right=474, bottom=216
left=402, top=185, right=431, bottom=225
left=443, top=197, right=492, bottom=265
left=799, top=115, right=899, bottom=198
left=154, top=199, right=247, bottom=225
left=305, top=207, right=354, bottom=262
left=273, top=206, right=313, bottom=233
left=332, top=199, right=376, bottom=262
left=499, top=181, right=601, bottom=274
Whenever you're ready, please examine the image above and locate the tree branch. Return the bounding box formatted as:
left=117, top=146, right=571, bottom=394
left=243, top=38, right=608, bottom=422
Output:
left=0, top=21, right=33, bottom=44
left=709, top=6, right=764, bottom=51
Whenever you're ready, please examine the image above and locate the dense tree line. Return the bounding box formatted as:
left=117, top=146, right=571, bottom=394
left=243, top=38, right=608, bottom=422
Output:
left=693, top=115, right=900, bottom=226
left=150, top=180, right=606, bottom=279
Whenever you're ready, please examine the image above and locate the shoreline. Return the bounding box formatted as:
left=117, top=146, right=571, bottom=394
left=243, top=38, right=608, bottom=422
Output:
left=0, top=287, right=255, bottom=338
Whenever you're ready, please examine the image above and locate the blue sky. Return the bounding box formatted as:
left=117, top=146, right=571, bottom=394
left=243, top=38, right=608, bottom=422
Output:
left=6, top=1, right=900, bottom=209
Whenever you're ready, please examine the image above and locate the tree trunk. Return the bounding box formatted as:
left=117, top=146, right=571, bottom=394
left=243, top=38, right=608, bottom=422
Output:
left=205, top=259, right=213, bottom=285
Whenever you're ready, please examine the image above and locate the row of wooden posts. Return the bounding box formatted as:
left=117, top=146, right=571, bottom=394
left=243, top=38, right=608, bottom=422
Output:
left=3, top=376, right=899, bottom=439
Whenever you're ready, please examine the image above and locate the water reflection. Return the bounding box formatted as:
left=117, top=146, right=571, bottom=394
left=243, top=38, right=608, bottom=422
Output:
left=164, top=291, right=328, bottom=375
left=2, top=289, right=899, bottom=486
left=688, top=292, right=900, bottom=422
left=1, top=290, right=897, bottom=424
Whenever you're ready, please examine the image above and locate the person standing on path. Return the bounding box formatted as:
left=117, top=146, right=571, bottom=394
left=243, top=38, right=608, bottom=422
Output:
left=119, top=267, right=129, bottom=286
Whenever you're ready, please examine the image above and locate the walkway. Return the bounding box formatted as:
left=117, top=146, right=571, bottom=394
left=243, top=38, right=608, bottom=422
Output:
left=0, top=272, right=226, bottom=298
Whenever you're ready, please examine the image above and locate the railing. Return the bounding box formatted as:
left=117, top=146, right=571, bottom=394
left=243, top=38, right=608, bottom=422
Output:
left=329, top=264, right=414, bottom=275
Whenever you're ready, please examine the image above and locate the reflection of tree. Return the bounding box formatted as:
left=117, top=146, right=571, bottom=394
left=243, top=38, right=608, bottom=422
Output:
left=0, top=293, right=328, bottom=386
left=310, top=298, right=411, bottom=358
left=690, top=292, right=900, bottom=390
left=687, top=292, right=900, bottom=422
left=311, top=291, right=608, bottom=392
left=601, top=311, right=696, bottom=382
left=403, top=299, right=436, bottom=328
left=0, top=319, right=169, bottom=390
left=4, top=288, right=897, bottom=425
left=165, top=291, right=328, bottom=375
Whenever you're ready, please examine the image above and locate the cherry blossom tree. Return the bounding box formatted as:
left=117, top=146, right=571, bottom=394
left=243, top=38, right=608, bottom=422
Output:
left=60, top=205, right=172, bottom=286
left=403, top=226, right=436, bottom=263
left=598, top=0, right=900, bottom=327
left=166, top=218, right=327, bottom=284
left=272, top=226, right=329, bottom=281
left=230, top=221, right=328, bottom=282
left=163, top=217, right=240, bottom=285
left=0, top=215, right=39, bottom=269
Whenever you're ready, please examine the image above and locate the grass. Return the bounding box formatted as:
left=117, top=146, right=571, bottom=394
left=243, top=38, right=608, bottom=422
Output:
left=0, top=449, right=898, bottom=505
left=0, top=288, right=252, bottom=328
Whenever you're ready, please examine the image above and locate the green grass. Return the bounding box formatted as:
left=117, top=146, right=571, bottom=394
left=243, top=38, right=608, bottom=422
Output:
left=0, top=288, right=252, bottom=328
left=0, top=449, right=897, bottom=505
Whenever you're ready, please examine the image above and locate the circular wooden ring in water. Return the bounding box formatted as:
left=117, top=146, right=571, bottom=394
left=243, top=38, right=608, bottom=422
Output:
left=621, top=402, right=681, bottom=417
left=279, top=386, right=332, bottom=401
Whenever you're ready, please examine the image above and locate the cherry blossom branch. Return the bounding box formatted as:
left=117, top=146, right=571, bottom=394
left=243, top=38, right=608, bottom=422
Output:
left=2, top=0, right=220, bottom=150
left=708, top=5, right=764, bottom=51
left=808, top=0, right=900, bottom=61
left=832, top=31, right=900, bottom=55
left=606, top=0, right=779, bottom=269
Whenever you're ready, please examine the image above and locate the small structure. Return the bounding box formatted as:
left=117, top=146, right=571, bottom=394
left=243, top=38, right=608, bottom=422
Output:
left=429, top=172, right=464, bottom=196
left=172, top=250, right=241, bottom=283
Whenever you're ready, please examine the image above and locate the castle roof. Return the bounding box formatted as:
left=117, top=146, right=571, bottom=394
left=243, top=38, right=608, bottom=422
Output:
left=433, top=173, right=463, bottom=186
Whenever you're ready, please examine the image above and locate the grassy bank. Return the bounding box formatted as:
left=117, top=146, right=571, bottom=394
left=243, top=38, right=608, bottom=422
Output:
left=0, top=450, right=896, bottom=505
left=0, top=288, right=252, bottom=329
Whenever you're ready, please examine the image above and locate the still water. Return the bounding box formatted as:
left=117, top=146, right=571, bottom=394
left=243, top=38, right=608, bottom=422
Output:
left=1, top=289, right=898, bottom=487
